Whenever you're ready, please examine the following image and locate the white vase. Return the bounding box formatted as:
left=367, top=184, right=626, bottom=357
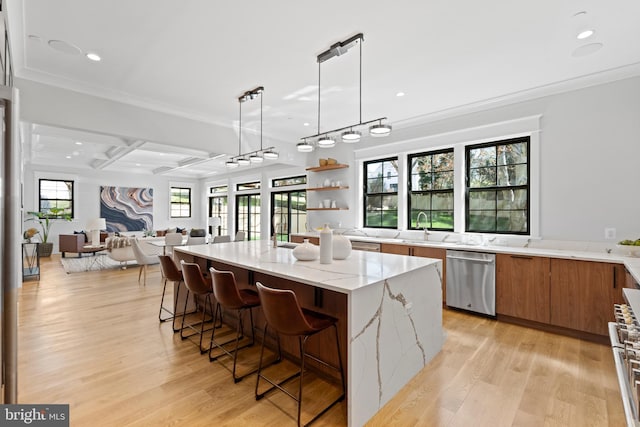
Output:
left=332, top=234, right=352, bottom=260
left=292, top=239, right=319, bottom=261
left=319, top=224, right=333, bottom=264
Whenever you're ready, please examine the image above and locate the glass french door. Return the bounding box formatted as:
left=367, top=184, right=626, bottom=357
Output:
left=236, top=193, right=261, bottom=240
left=271, top=190, right=307, bottom=242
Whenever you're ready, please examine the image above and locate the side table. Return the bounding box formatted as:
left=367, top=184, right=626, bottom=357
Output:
left=22, top=242, right=40, bottom=281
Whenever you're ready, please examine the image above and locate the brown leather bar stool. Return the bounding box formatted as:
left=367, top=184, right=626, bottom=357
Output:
left=209, top=267, right=261, bottom=383
left=254, top=282, right=345, bottom=427
left=180, top=261, right=216, bottom=353
left=158, top=255, right=184, bottom=332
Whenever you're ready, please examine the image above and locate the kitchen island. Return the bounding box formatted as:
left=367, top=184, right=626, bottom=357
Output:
left=174, top=240, right=444, bottom=426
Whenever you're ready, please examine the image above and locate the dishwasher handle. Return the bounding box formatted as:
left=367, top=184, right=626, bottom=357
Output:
left=446, top=255, right=495, bottom=264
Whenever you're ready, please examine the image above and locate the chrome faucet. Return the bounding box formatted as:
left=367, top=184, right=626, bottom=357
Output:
left=416, top=211, right=430, bottom=240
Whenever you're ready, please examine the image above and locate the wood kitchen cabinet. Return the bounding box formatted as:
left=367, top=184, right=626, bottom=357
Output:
left=380, top=243, right=411, bottom=255
left=290, top=235, right=319, bottom=245
left=496, top=254, right=550, bottom=323
left=549, top=259, right=624, bottom=336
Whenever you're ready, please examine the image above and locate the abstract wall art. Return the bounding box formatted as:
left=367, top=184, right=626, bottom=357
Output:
left=100, top=186, right=153, bottom=232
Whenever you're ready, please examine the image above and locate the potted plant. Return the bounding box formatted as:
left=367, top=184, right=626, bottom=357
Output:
left=25, top=207, right=72, bottom=257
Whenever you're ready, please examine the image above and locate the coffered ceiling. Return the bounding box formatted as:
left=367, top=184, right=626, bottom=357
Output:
left=6, top=0, right=640, bottom=178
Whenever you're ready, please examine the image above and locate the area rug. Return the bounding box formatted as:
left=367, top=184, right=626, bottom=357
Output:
left=60, top=254, right=138, bottom=274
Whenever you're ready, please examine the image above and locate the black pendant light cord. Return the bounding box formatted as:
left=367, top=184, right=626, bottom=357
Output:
left=317, top=61, right=321, bottom=136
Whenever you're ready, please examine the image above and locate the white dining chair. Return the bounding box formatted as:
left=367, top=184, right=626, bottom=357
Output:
left=234, top=231, right=245, bottom=242
left=186, top=236, right=206, bottom=245
left=212, top=235, right=231, bottom=244
left=164, top=232, right=184, bottom=256
left=132, top=239, right=160, bottom=286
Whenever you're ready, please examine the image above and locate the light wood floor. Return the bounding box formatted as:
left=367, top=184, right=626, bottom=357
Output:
left=17, top=255, right=624, bottom=426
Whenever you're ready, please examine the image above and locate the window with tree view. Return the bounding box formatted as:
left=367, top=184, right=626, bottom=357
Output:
left=170, top=187, right=191, bottom=218
left=364, top=157, right=398, bottom=228
left=408, top=149, right=454, bottom=231
left=466, top=137, right=529, bottom=234
left=39, top=179, right=74, bottom=217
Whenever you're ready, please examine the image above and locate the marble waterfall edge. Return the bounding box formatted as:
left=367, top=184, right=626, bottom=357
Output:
left=348, top=262, right=444, bottom=426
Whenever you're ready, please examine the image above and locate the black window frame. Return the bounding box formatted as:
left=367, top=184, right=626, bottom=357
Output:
left=465, top=136, right=530, bottom=235
left=235, top=193, right=261, bottom=240
left=363, top=156, right=399, bottom=229
left=407, top=148, right=455, bottom=231
left=170, top=187, right=192, bottom=218
left=38, top=178, right=74, bottom=218
left=208, top=195, right=228, bottom=236
left=271, top=189, right=307, bottom=242
left=272, top=175, right=307, bottom=188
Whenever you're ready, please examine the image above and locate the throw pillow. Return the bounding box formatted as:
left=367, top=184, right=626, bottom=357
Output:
left=190, top=228, right=206, bottom=237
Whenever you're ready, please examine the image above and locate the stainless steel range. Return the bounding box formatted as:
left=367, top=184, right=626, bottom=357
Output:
left=609, top=288, right=640, bottom=427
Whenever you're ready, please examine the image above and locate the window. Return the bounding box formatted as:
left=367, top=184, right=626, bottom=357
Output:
left=364, top=157, right=398, bottom=228
left=272, top=176, right=307, bottom=188
left=408, top=149, right=454, bottom=231
left=170, top=187, right=191, bottom=218
left=209, top=195, right=228, bottom=236
left=466, top=136, right=530, bottom=234
left=236, top=194, right=261, bottom=240
left=38, top=179, right=74, bottom=217
left=236, top=181, right=261, bottom=191
left=272, top=190, right=307, bottom=242
left=210, top=185, right=228, bottom=194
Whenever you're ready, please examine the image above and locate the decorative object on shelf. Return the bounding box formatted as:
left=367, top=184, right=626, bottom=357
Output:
left=327, top=158, right=337, bottom=165
left=298, top=33, right=392, bottom=152
left=87, top=218, right=107, bottom=247
left=319, top=223, right=333, bottom=264
left=292, top=239, right=320, bottom=261
left=332, top=234, right=352, bottom=260
left=23, top=227, right=39, bottom=243
left=319, top=158, right=328, bottom=166
left=226, top=86, right=278, bottom=168
left=25, top=207, right=72, bottom=257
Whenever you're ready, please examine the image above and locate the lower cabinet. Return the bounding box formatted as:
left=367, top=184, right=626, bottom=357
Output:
left=496, top=254, right=550, bottom=323
left=497, top=255, right=624, bottom=336
left=290, top=235, right=319, bottom=245
left=549, top=259, right=624, bottom=336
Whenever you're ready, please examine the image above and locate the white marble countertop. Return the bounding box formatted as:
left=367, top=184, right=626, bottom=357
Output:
left=175, top=240, right=439, bottom=295
left=292, top=233, right=640, bottom=285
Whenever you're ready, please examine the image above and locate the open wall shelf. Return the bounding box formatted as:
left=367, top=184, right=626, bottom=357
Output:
left=306, top=164, right=349, bottom=172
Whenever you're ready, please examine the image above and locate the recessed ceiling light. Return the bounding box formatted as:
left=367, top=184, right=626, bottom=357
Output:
left=303, top=122, right=310, bottom=127
left=75, top=141, right=83, bottom=145
left=572, top=42, right=603, bottom=57
left=86, top=52, right=101, bottom=62
left=65, top=155, right=72, bottom=159
left=396, top=92, right=405, bottom=97
left=48, top=39, right=82, bottom=55
left=135, top=163, right=141, bottom=166
left=577, top=29, right=595, bottom=40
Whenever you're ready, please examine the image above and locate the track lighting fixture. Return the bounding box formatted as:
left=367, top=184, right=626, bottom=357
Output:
left=226, top=86, right=279, bottom=168
left=298, top=33, right=391, bottom=152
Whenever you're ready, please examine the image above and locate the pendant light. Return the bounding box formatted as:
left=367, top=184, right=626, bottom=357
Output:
left=299, top=33, right=391, bottom=152
left=226, top=86, right=278, bottom=167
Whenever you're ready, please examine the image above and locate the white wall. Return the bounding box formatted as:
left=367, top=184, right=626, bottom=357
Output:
left=23, top=164, right=203, bottom=254
left=335, top=75, right=640, bottom=242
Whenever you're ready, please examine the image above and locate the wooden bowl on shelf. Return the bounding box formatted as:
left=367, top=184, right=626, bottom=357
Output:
left=327, top=158, right=337, bottom=165
left=319, top=158, right=328, bottom=166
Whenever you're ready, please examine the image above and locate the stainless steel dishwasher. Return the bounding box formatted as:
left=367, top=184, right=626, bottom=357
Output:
left=446, top=250, right=496, bottom=316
